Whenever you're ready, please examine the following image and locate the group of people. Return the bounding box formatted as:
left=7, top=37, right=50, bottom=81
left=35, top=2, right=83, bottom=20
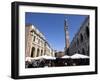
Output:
left=25, top=59, right=53, bottom=68
left=55, top=58, right=89, bottom=66
left=25, top=58, right=89, bottom=68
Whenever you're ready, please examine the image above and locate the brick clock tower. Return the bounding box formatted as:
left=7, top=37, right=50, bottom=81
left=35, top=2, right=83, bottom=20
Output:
left=64, top=19, right=70, bottom=55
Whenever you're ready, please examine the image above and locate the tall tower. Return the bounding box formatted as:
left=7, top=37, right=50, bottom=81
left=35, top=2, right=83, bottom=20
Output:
left=64, top=19, right=70, bottom=55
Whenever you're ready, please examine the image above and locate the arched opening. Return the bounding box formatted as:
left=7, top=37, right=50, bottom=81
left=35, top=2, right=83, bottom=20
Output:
left=82, top=48, right=85, bottom=55
left=37, top=48, right=40, bottom=57
left=86, top=26, right=89, bottom=38
left=75, top=42, right=77, bottom=47
left=80, top=34, right=83, bottom=42
left=31, top=47, right=35, bottom=57
left=74, top=51, right=76, bottom=54
left=41, top=50, right=43, bottom=56
left=78, top=50, right=80, bottom=54
left=77, top=38, right=79, bottom=45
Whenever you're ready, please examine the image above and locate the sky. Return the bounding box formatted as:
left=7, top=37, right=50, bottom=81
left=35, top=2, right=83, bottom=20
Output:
left=25, top=12, right=87, bottom=51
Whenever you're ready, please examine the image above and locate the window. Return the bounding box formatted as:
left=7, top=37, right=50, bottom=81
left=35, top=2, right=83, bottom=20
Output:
left=38, top=39, right=40, bottom=44
left=30, top=30, right=33, bottom=36
left=33, top=36, right=36, bottom=42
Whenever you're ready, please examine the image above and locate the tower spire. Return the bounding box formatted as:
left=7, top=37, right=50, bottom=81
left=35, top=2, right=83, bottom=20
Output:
left=64, top=18, right=70, bottom=55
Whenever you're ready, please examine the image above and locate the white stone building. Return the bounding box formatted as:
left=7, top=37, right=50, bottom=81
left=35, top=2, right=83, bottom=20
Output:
left=25, top=24, right=55, bottom=58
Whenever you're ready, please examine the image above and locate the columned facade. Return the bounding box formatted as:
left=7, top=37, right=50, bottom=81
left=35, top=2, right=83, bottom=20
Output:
left=68, top=16, right=89, bottom=56
left=25, top=24, right=55, bottom=58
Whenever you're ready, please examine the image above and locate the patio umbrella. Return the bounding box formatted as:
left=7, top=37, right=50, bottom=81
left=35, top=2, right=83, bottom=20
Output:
left=71, top=53, right=89, bottom=59
left=41, top=55, right=56, bottom=60
left=31, top=56, right=42, bottom=60
left=61, top=55, right=70, bottom=59
left=25, top=57, right=32, bottom=62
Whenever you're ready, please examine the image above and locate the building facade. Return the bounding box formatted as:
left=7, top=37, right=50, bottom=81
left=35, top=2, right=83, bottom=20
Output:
left=68, top=16, right=89, bottom=56
left=25, top=24, right=55, bottom=58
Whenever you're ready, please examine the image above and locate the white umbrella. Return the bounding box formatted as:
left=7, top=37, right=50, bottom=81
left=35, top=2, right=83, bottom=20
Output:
left=26, top=55, right=56, bottom=61
left=31, top=56, right=42, bottom=60
left=41, top=55, right=56, bottom=60
left=25, top=57, right=31, bottom=62
left=61, top=55, right=70, bottom=59
left=71, top=53, right=89, bottom=59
